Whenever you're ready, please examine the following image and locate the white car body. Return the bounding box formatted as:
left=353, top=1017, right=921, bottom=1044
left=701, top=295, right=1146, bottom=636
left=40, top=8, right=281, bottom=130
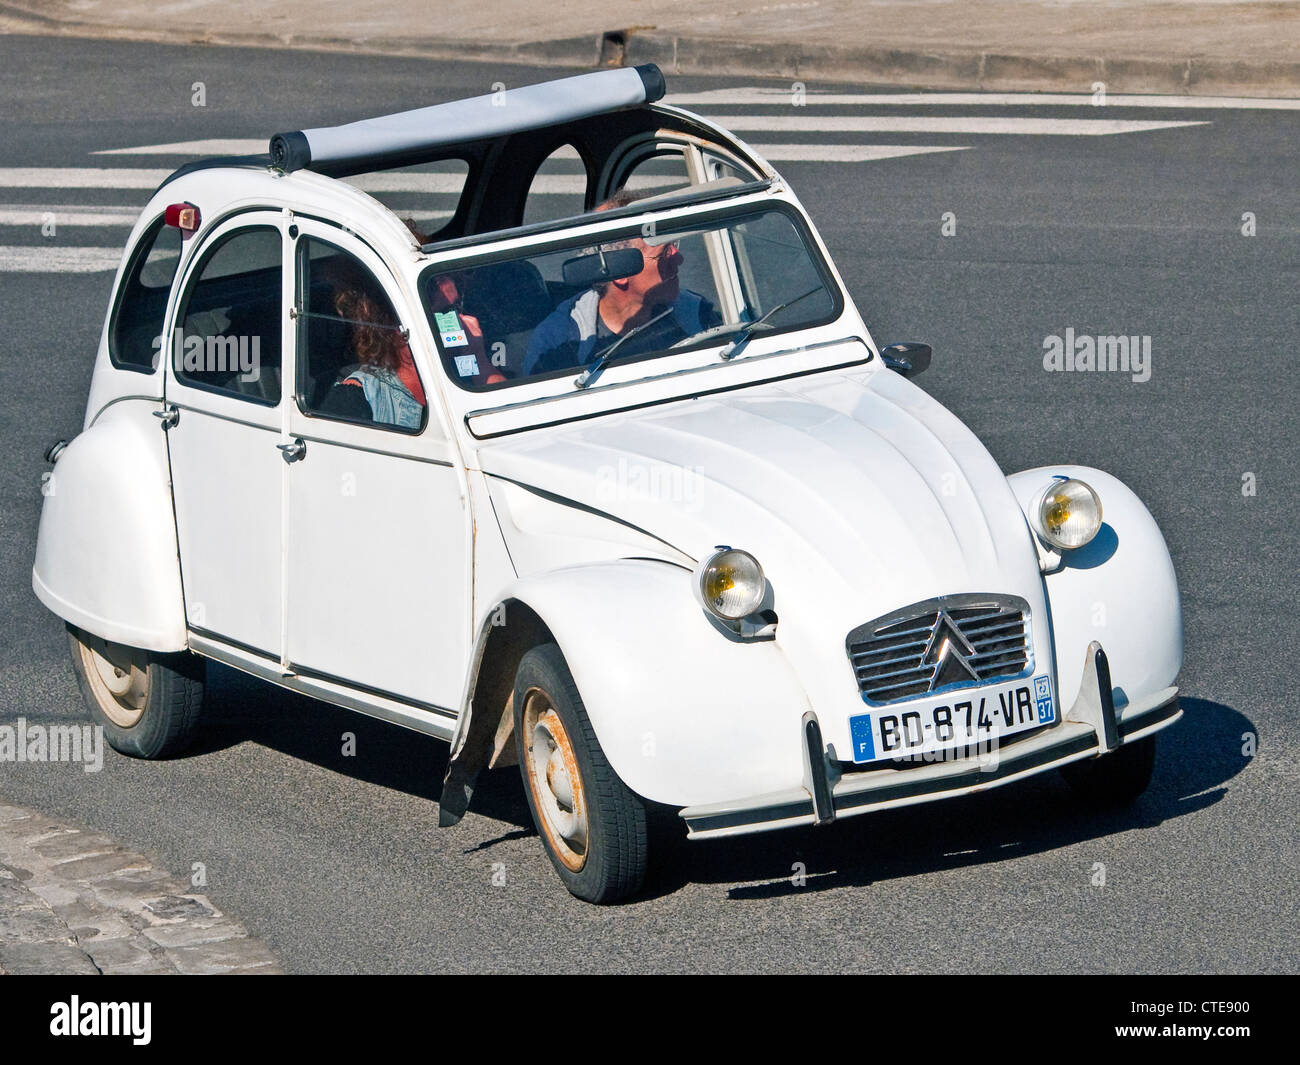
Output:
left=33, top=66, right=1181, bottom=863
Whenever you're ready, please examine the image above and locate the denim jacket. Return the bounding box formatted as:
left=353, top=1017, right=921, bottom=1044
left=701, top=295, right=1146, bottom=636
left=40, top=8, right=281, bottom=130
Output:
left=345, top=365, right=424, bottom=429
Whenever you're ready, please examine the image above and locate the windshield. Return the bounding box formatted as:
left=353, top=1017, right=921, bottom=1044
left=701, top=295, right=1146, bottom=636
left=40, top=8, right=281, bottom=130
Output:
left=421, top=202, right=841, bottom=391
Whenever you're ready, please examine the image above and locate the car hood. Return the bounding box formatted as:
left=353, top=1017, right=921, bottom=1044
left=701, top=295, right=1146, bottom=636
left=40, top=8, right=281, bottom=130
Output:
left=477, top=363, right=1054, bottom=722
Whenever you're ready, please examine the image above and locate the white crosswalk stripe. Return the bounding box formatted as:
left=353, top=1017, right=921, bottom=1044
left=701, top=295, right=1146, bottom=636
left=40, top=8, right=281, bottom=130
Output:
left=755, top=145, right=968, bottom=161
left=1, top=91, right=1226, bottom=273
left=667, top=88, right=1300, bottom=109
left=0, top=168, right=170, bottom=189
left=94, top=139, right=266, bottom=156
left=703, top=115, right=1208, bottom=135
left=0, top=205, right=141, bottom=226
left=0, top=246, right=123, bottom=273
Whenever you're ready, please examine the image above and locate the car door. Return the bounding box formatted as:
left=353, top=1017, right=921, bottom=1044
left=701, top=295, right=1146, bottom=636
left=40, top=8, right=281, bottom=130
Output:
left=163, top=215, right=289, bottom=658
left=282, top=224, right=470, bottom=713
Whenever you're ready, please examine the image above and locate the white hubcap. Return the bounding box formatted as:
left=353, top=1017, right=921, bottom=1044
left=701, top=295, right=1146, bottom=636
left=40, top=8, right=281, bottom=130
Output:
left=78, top=634, right=148, bottom=728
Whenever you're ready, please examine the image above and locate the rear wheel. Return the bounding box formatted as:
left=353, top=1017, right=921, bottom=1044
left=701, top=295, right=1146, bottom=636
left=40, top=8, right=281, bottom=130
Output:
left=67, top=625, right=206, bottom=759
left=1060, top=736, right=1156, bottom=806
left=514, top=643, right=648, bottom=903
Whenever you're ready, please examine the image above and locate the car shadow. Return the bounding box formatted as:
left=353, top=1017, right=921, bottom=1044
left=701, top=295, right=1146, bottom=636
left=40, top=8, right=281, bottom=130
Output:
left=186, top=674, right=1249, bottom=903
left=636, top=695, right=1252, bottom=902
left=186, top=663, right=535, bottom=831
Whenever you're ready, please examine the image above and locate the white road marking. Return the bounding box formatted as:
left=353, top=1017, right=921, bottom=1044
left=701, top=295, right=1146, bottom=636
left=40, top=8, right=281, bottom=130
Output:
left=753, top=144, right=968, bottom=161
left=0, top=246, right=122, bottom=272
left=94, top=138, right=266, bottom=156
left=0, top=168, right=558, bottom=192
left=347, top=172, right=497, bottom=193
left=0, top=205, right=141, bottom=226
left=668, top=88, right=1300, bottom=110
left=0, top=168, right=171, bottom=189
left=92, top=140, right=970, bottom=166
left=705, top=115, right=1209, bottom=135
left=0, top=101, right=1213, bottom=274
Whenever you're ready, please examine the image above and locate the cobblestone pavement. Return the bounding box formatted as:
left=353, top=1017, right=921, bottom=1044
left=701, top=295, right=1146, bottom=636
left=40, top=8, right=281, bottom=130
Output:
left=0, top=803, right=282, bottom=974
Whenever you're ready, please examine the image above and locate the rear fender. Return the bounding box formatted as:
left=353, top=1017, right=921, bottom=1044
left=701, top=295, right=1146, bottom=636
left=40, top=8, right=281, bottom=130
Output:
left=32, top=404, right=186, bottom=651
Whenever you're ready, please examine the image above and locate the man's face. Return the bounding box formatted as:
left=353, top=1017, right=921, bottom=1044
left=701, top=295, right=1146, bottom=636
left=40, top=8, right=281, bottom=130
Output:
left=614, top=238, right=681, bottom=308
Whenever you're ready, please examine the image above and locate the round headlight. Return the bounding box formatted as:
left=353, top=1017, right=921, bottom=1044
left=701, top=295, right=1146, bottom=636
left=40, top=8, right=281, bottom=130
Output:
left=696, top=547, right=765, bottom=620
left=1037, top=478, right=1103, bottom=550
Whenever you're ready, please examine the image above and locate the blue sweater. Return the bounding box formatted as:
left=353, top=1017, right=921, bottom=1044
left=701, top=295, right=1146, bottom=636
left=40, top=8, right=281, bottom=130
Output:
left=523, top=288, right=710, bottom=377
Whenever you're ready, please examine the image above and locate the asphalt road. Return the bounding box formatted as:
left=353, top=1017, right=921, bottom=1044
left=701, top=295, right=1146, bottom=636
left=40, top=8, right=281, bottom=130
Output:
left=0, top=35, right=1296, bottom=974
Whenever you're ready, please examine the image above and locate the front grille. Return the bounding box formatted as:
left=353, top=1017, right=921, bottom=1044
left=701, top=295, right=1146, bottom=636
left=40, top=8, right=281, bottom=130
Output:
left=846, top=594, right=1031, bottom=704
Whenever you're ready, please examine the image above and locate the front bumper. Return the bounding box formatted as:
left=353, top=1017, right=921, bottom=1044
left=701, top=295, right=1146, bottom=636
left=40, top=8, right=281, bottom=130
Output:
left=680, top=641, right=1181, bottom=840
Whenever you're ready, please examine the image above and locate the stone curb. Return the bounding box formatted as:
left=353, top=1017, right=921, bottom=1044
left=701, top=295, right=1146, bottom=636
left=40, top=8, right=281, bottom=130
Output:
left=0, top=802, right=282, bottom=975
left=0, top=5, right=1297, bottom=98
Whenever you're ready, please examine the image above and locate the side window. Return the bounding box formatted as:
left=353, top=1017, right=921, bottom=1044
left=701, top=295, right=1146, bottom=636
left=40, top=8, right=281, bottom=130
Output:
left=109, top=217, right=182, bottom=372
left=175, top=226, right=282, bottom=403
left=295, top=237, right=427, bottom=434
left=522, top=143, right=587, bottom=225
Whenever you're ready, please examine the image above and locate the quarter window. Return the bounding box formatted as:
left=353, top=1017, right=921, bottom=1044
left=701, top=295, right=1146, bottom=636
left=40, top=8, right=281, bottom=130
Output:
left=175, top=226, right=283, bottom=404
left=109, top=217, right=182, bottom=372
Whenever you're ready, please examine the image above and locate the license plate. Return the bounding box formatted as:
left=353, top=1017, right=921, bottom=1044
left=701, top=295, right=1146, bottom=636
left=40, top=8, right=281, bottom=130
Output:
left=848, top=674, right=1055, bottom=764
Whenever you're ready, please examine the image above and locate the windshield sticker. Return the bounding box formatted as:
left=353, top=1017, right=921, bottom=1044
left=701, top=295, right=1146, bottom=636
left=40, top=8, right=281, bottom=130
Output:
left=434, top=310, right=469, bottom=348
left=454, top=353, right=481, bottom=377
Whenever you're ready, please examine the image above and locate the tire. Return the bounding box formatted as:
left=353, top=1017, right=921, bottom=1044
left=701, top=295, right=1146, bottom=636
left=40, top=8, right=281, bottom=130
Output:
left=1059, top=735, right=1156, bottom=807
left=67, top=625, right=206, bottom=759
left=513, top=643, right=648, bottom=903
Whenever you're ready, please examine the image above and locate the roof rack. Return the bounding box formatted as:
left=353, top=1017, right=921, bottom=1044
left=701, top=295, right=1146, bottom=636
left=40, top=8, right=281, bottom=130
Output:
left=269, top=65, right=666, bottom=176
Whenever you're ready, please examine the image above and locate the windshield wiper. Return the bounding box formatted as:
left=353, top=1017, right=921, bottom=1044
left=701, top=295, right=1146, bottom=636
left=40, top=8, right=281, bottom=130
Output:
left=573, top=304, right=677, bottom=389
left=717, top=286, right=823, bottom=361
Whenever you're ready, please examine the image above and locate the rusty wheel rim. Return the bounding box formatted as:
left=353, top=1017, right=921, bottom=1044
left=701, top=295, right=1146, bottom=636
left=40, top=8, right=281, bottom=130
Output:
left=522, top=688, right=588, bottom=872
left=77, top=633, right=148, bottom=728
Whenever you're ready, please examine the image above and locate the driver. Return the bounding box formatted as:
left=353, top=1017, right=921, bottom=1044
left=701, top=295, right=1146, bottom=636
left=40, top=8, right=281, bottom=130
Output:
left=522, top=189, right=719, bottom=377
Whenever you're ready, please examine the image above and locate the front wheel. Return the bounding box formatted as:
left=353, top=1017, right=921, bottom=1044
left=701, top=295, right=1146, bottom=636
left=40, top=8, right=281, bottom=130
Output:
left=1059, top=736, right=1156, bottom=806
left=513, top=643, right=648, bottom=903
left=67, top=625, right=206, bottom=759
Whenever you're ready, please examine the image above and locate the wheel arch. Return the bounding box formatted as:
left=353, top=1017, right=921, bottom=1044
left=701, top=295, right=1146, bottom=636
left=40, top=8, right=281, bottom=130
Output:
left=439, top=558, right=811, bottom=824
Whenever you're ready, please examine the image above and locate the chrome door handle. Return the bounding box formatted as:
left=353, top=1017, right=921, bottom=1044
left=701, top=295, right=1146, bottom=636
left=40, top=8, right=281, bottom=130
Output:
left=152, top=405, right=179, bottom=429
left=277, top=437, right=306, bottom=463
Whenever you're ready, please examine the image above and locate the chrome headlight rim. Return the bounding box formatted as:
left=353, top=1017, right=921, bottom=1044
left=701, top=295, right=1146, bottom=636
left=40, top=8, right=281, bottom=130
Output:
left=694, top=546, right=766, bottom=621
left=1035, top=476, right=1103, bottom=551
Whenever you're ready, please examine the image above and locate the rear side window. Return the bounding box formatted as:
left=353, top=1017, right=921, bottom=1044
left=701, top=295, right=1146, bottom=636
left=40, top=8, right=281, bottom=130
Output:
left=109, top=217, right=182, bottom=372
left=174, top=226, right=283, bottom=404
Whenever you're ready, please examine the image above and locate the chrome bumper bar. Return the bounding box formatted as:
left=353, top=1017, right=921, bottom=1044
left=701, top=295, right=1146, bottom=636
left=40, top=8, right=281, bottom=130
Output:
left=681, top=641, right=1181, bottom=840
